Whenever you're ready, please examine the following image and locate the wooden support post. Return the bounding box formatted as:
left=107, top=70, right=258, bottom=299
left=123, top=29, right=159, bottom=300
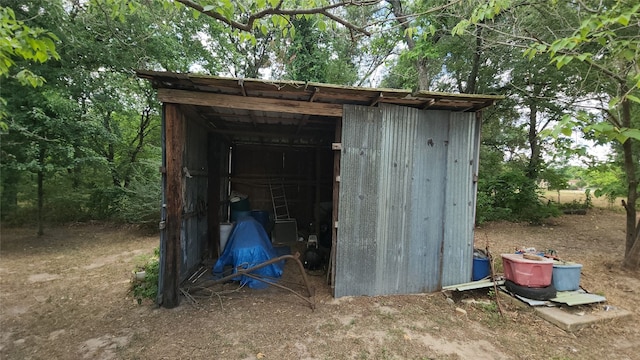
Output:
left=208, top=134, right=221, bottom=259
left=315, top=147, right=322, bottom=235
left=329, top=118, right=342, bottom=292
left=162, top=103, right=184, bottom=308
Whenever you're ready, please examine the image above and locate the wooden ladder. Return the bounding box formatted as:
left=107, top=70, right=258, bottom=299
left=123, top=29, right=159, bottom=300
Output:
left=269, top=180, right=290, bottom=221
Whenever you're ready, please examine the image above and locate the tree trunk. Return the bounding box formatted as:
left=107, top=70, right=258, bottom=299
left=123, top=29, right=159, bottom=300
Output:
left=0, top=171, right=20, bottom=220
left=464, top=26, right=483, bottom=94
left=620, top=96, right=639, bottom=269
left=37, top=147, right=45, bottom=236
left=123, top=106, right=153, bottom=189
left=623, top=236, right=640, bottom=269
left=388, top=0, right=430, bottom=90
left=527, top=99, right=540, bottom=179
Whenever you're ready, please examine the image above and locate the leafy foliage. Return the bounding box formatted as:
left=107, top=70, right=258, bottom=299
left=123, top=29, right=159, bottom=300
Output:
left=0, top=5, right=60, bottom=129
left=476, top=168, right=560, bottom=224
left=555, top=190, right=593, bottom=211
left=0, top=6, right=59, bottom=84
left=584, top=164, right=627, bottom=206
left=131, top=247, right=160, bottom=303
left=0, top=0, right=212, bottom=227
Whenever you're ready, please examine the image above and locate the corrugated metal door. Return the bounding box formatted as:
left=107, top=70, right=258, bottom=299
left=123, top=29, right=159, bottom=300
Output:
left=335, top=104, right=477, bottom=297
left=440, top=112, right=480, bottom=287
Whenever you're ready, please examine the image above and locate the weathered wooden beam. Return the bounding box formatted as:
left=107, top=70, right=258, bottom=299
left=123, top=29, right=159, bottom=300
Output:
left=162, top=103, right=184, bottom=308
left=329, top=118, right=342, bottom=293
left=207, top=127, right=332, bottom=140
left=158, top=88, right=343, bottom=117
left=200, top=112, right=334, bottom=124
left=208, top=135, right=221, bottom=259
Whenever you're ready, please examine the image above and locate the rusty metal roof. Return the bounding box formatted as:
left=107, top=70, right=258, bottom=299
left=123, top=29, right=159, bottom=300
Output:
left=137, top=70, right=502, bottom=146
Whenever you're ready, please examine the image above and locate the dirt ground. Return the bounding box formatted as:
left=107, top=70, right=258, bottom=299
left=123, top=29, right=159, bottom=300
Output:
left=1, top=209, right=639, bottom=360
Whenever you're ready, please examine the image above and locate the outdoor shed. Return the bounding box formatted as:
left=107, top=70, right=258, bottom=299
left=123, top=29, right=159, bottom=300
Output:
left=137, top=70, right=501, bottom=308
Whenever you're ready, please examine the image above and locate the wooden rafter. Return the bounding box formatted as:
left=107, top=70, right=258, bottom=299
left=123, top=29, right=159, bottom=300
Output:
left=369, top=92, right=383, bottom=107
left=421, top=99, right=436, bottom=109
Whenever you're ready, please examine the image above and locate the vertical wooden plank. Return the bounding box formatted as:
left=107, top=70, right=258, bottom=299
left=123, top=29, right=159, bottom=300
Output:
left=329, top=118, right=342, bottom=292
left=314, top=147, right=321, bottom=235
left=163, top=103, right=184, bottom=308
left=208, top=134, right=221, bottom=258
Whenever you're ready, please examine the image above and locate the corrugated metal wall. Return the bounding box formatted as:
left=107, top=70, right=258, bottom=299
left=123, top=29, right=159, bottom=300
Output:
left=441, top=112, right=481, bottom=287
left=335, top=104, right=479, bottom=297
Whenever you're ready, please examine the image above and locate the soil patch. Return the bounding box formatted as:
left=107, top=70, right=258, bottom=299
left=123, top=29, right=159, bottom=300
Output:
left=1, top=211, right=638, bottom=359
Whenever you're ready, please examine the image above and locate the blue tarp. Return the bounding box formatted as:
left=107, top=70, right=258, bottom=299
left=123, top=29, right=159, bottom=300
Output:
left=212, top=217, right=283, bottom=289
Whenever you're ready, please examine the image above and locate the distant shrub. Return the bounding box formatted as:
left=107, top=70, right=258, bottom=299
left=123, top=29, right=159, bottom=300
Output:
left=556, top=189, right=593, bottom=210
left=476, top=170, right=560, bottom=224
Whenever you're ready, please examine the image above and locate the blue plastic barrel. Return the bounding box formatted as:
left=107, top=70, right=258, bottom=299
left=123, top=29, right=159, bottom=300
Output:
left=230, top=210, right=251, bottom=222
left=250, top=210, right=271, bottom=233
left=552, top=263, right=582, bottom=291
left=472, top=257, right=490, bottom=281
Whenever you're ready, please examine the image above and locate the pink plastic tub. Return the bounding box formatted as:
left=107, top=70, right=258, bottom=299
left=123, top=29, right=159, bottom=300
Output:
left=501, top=253, right=554, bottom=288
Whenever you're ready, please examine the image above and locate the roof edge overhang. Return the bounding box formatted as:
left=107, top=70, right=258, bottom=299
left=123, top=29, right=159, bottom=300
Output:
left=136, top=70, right=503, bottom=113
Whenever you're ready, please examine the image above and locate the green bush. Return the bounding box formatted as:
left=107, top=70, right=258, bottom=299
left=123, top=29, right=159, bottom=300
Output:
left=88, top=161, right=161, bottom=224
left=88, top=186, right=128, bottom=219
left=131, top=247, right=160, bottom=304
left=476, top=191, right=512, bottom=224
left=556, top=189, right=593, bottom=210
left=476, top=170, right=560, bottom=224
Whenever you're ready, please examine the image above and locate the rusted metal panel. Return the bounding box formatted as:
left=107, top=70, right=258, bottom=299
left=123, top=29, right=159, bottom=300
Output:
left=441, top=112, right=480, bottom=287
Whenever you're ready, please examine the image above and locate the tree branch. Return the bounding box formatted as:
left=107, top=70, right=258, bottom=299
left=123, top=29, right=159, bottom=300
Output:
left=174, top=0, right=376, bottom=36
left=365, top=0, right=463, bottom=30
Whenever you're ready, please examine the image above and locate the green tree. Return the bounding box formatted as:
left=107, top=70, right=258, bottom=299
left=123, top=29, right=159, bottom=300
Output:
left=456, top=0, right=640, bottom=268
left=585, top=164, right=626, bottom=207
left=280, top=15, right=358, bottom=85
left=0, top=5, right=59, bottom=128
left=542, top=166, right=569, bottom=203
left=0, top=0, right=221, bottom=230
